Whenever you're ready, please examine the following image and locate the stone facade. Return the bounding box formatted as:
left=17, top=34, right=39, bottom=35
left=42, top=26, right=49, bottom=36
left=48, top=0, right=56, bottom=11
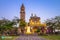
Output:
left=29, top=14, right=41, bottom=27
left=20, top=4, right=25, bottom=21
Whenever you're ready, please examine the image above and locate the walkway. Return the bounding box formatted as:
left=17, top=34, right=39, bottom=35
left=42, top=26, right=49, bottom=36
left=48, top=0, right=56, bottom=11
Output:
left=16, top=36, right=46, bottom=40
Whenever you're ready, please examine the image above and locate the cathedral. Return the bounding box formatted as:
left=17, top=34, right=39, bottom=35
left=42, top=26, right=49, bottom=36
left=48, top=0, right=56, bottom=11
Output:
left=18, top=4, right=47, bottom=34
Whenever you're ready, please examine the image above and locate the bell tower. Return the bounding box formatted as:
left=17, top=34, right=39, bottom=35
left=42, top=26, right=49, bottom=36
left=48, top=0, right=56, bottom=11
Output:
left=20, top=4, right=25, bottom=21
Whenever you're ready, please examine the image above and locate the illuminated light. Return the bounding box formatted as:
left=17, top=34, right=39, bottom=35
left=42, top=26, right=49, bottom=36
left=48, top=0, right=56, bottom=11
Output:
left=26, top=26, right=32, bottom=34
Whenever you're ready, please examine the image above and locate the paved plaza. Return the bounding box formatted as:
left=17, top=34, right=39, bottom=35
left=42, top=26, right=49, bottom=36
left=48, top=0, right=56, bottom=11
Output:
left=16, top=36, right=46, bottom=40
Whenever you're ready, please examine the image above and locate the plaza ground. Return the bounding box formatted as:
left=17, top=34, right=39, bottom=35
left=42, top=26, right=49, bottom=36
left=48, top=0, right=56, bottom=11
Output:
left=0, top=35, right=60, bottom=40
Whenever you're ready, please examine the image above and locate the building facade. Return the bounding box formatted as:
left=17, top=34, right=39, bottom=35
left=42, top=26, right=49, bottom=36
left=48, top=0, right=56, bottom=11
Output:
left=29, top=14, right=41, bottom=27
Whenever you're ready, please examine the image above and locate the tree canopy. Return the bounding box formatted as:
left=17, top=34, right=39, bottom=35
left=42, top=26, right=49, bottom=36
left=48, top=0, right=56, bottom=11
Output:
left=45, top=16, right=60, bottom=32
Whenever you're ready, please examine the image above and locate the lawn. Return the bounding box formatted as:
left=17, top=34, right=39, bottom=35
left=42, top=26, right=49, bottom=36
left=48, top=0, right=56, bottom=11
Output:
left=40, top=35, right=60, bottom=40
left=0, top=35, right=60, bottom=40
left=0, top=36, right=19, bottom=40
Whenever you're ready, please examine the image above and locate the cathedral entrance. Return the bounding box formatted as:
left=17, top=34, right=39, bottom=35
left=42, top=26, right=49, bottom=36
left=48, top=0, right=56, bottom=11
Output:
left=25, top=26, right=32, bottom=34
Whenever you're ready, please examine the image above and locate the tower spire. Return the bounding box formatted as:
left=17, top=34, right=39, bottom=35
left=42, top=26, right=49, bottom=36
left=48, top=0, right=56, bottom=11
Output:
left=21, top=4, right=25, bottom=8
left=31, top=13, right=33, bottom=17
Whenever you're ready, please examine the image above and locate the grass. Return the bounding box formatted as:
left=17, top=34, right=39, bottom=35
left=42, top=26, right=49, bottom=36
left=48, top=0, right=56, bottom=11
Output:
left=40, top=35, right=60, bottom=40
left=0, top=36, right=19, bottom=40
left=0, top=35, right=60, bottom=40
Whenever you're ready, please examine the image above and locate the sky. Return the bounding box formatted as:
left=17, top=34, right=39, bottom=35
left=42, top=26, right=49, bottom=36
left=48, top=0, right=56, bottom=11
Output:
left=0, top=0, right=60, bottom=22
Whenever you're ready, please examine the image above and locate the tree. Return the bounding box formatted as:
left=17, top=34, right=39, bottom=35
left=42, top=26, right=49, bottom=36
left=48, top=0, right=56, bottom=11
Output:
left=54, top=16, right=60, bottom=33
left=0, top=18, right=14, bottom=35
left=12, top=17, right=20, bottom=35
left=45, top=16, right=60, bottom=34
left=19, top=19, right=26, bottom=33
